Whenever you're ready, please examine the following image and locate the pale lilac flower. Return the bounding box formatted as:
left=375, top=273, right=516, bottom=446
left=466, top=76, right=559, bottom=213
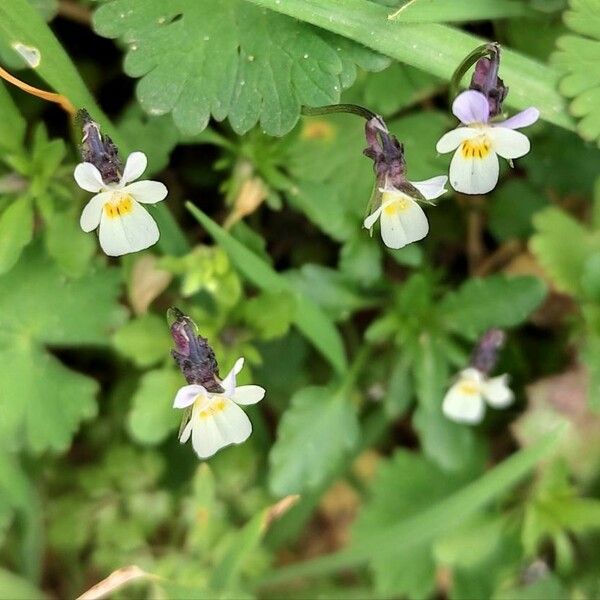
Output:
left=173, top=358, right=265, bottom=459
left=436, top=90, right=539, bottom=194
left=75, top=151, right=167, bottom=256
left=363, top=176, right=447, bottom=249
left=442, top=367, right=513, bottom=425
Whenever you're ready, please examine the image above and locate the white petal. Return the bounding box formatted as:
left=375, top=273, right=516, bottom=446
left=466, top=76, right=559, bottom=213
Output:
left=221, top=357, right=245, bottom=397
left=179, top=419, right=193, bottom=443
left=380, top=197, right=429, bottom=249
left=436, top=127, right=480, bottom=154
left=98, top=200, right=160, bottom=257
left=74, top=162, right=105, bottom=193
left=124, top=180, right=168, bottom=204
left=489, top=127, right=531, bottom=159
left=80, top=192, right=111, bottom=232
left=121, top=151, right=148, bottom=185
left=233, top=385, right=265, bottom=405
left=442, top=384, right=486, bottom=424
left=364, top=206, right=383, bottom=230
left=190, top=399, right=252, bottom=459
left=483, top=375, right=514, bottom=409
left=173, top=384, right=205, bottom=409
left=410, top=175, right=448, bottom=201
left=213, top=399, right=252, bottom=444
left=448, top=149, right=499, bottom=195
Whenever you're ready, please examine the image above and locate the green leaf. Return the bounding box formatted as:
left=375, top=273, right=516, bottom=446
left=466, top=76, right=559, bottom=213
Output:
left=186, top=203, right=348, bottom=373
left=93, top=0, right=388, bottom=136
left=257, top=428, right=565, bottom=586
left=0, top=197, right=33, bottom=275
left=0, top=82, right=26, bottom=153
left=531, top=207, right=600, bottom=296
left=386, top=0, right=531, bottom=22
left=246, top=0, right=573, bottom=131
left=553, top=0, right=600, bottom=145
left=269, top=386, right=359, bottom=496
left=128, top=368, right=182, bottom=445
left=353, top=449, right=476, bottom=597
left=0, top=244, right=125, bottom=451
left=439, top=275, right=547, bottom=339
left=113, top=314, right=172, bottom=368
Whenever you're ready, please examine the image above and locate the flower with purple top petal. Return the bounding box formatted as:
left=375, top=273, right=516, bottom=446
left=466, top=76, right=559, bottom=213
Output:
left=436, top=90, right=539, bottom=195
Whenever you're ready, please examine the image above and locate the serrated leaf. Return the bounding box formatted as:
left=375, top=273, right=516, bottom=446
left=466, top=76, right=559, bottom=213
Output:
left=269, top=386, right=359, bottom=496
left=92, top=0, right=387, bottom=136
left=531, top=207, right=600, bottom=296
left=0, top=342, right=98, bottom=452
left=553, top=0, right=600, bottom=144
left=128, top=368, right=182, bottom=445
left=0, top=197, right=33, bottom=275
left=0, top=244, right=125, bottom=452
left=439, top=275, right=547, bottom=339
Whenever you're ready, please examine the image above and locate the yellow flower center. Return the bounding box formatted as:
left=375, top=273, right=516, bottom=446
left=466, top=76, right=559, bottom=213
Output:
left=460, top=136, right=492, bottom=159
left=383, top=196, right=410, bottom=216
left=197, top=398, right=227, bottom=419
left=103, top=193, right=134, bottom=219
left=458, top=382, right=480, bottom=396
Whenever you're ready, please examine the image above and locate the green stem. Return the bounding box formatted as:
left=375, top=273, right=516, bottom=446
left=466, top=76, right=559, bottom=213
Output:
left=301, top=104, right=379, bottom=121
left=448, top=42, right=496, bottom=103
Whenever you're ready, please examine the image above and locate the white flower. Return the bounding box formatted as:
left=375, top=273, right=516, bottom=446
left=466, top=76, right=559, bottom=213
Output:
left=75, top=151, right=168, bottom=256
left=363, top=176, right=447, bottom=249
left=442, top=367, right=514, bottom=425
left=436, top=90, right=540, bottom=195
left=173, top=357, right=265, bottom=459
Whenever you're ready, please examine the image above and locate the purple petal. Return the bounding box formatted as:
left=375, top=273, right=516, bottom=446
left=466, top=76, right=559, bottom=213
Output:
left=496, top=107, right=540, bottom=130
left=452, top=90, right=490, bottom=125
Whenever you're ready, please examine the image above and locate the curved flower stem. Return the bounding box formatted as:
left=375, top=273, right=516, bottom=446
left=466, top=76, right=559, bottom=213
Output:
left=301, top=103, right=379, bottom=122
left=448, top=42, right=499, bottom=104
left=0, top=65, right=76, bottom=115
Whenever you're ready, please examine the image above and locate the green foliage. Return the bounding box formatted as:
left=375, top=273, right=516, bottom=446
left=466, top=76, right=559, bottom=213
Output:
left=553, top=0, right=600, bottom=145
left=0, top=1, right=597, bottom=598
left=0, top=245, right=124, bottom=451
left=269, top=385, right=359, bottom=496
left=439, top=275, right=548, bottom=339
left=93, top=0, right=388, bottom=136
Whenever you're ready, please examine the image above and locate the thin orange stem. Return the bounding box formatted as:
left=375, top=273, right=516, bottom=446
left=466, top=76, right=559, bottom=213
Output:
left=0, top=65, right=76, bottom=116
